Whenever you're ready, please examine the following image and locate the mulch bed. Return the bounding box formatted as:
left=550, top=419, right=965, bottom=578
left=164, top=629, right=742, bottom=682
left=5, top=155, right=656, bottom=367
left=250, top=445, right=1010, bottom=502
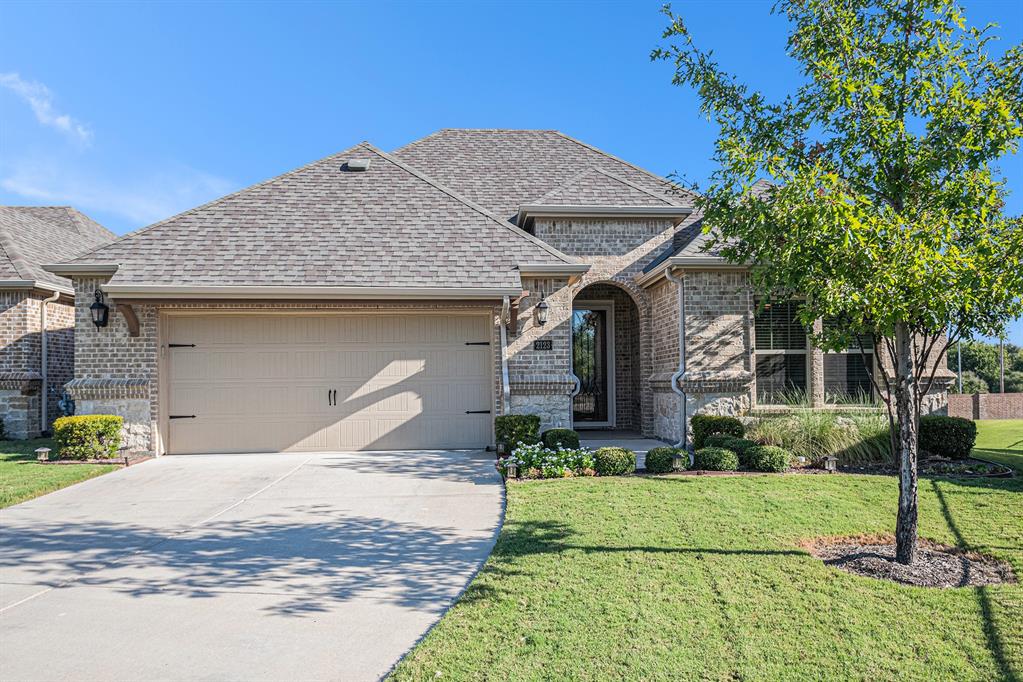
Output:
left=39, top=452, right=153, bottom=466
left=840, top=455, right=1014, bottom=478
left=804, top=536, right=1017, bottom=588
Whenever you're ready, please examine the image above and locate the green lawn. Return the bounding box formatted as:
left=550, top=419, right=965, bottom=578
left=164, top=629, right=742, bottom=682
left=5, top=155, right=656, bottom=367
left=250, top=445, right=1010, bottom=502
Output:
left=0, top=438, right=117, bottom=509
left=393, top=442, right=1023, bottom=680
left=973, top=419, right=1023, bottom=471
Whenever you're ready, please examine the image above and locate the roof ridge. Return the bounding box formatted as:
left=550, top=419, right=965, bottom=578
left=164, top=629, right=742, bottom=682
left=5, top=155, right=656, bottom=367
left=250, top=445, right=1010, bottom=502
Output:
left=529, top=166, right=600, bottom=205
left=552, top=131, right=698, bottom=204
left=0, top=223, right=30, bottom=279
left=65, top=146, right=362, bottom=263
left=362, top=142, right=578, bottom=266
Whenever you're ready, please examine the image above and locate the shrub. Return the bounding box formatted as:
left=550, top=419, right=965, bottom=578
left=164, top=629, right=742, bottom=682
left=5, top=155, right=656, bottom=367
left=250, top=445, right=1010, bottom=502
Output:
left=645, top=446, right=683, bottom=474
left=691, top=415, right=744, bottom=450
left=693, top=447, right=739, bottom=471
left=542, top=428, right=580, bottom=450
left=593, top=447, right=635, bottom=476
left=919, top=416, right=977, bottom=460
left=705, top=435, right=759, bottom=467
left=53, top=415, right=122, bottom=460
left=747, top=445, right=791, bottom=472
left=0, top=417, right=6, bottom=440
left=835, top=413, right=892, bottom=466
left=495, top=414, right=541, bottom=450
left=503, top=442, right=595, bottom=479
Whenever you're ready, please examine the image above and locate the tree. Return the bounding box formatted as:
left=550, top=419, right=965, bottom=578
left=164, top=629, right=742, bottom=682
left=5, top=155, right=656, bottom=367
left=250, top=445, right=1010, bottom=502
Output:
left=958, top=370, right=989, bottom=394
left=655, top=0, right=1023, bottom=564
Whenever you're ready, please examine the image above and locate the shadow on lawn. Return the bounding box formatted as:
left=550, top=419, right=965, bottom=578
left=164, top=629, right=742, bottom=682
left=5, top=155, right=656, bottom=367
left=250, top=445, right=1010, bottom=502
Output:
left=931, top=479, right=1019, bottom=682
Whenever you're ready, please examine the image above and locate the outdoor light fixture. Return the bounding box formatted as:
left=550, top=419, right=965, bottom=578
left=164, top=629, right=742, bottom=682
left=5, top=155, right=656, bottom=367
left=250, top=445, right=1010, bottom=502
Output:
left=824, top=455, right=838, bottom=473
left=90, top=290, right=109, bottom=328
left=35, top=447, right=51, bottom=462
left=535, top=296, right=549, bottom=326
left=505, top=460, right=518, bottom=479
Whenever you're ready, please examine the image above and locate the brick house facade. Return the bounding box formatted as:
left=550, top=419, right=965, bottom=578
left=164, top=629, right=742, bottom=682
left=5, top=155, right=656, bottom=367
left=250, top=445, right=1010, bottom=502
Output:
left=0, top=207, right=114, bottom=438
left=45, top=130, right=951, bottom=455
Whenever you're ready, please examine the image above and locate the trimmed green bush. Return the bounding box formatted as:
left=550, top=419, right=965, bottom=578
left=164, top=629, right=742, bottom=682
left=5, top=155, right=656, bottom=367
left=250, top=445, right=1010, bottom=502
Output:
left=693, top=446, right=739, bottom=471
left=748, top=445, right=791, bottom=472
left=542, top=428, right=581, bottom=450
left=705, top=435, right=759, bottom=467
left=645, top=446, right=684, bottom=474
left=0, top=417, right=6, bottom=440
left=53, top=415, right=123, bottom=460
left=919, top=416, right=977, bottom=460
left=593, top=447, right=635, bottom=476
left=495, top=414, right=541, bottom=450
left=691, top=415, right=745, bottom=450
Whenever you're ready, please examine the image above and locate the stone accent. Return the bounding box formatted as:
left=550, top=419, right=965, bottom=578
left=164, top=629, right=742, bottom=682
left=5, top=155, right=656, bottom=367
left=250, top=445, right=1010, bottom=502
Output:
left=948, top=392, right=1023, bottom=420
left=0, top=379, right=40, bottom=439
left=508, top=393, right=572, bottom=431
left=76, top=398, right=152, bottom=452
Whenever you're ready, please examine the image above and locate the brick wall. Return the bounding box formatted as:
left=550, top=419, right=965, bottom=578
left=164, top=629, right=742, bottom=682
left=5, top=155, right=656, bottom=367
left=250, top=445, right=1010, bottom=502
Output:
left=648, top=277, right=682, bottom=442
left=533, top=217, right=670, bottom=258
left=948, top=393, right=1023, bottom=420
left=0, top=291, right=37, bottom=375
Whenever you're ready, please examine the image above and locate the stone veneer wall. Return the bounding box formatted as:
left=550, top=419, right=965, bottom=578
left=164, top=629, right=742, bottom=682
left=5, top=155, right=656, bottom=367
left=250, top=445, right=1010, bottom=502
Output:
left=0, top=290, right=76, bottom=438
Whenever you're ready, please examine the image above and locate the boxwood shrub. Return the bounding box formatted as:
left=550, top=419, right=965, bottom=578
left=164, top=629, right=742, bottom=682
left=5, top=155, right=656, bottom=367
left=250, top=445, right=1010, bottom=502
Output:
left=704, top=435, right=759, bottom=468
left=645, top=446, right=684, bottom=474
left=919, top=416, right=977, bottom=460
left=691, top=415, right=745, bottom=450
left=693, top=446, right=739, bottom=471
left=747, top=445, right=791, bottom=472
left=593, top=447, right=636, bottom=476
left=495, top=414, right=541, bottom=450
left=53, top=415, right=123, bottom=460
left=541, top=428, right=581, bottom=450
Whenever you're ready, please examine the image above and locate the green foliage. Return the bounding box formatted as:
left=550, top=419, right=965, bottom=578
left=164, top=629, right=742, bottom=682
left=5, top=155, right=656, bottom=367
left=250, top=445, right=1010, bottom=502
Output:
left=835, top=412, right=894, bottom=466
left=645, top=446, right=683, bottom=474
left=958, top=370, right=989, bottom=394
left=504, top=442, right=595, bottom=479
left=495, top=415, right=541, bottom=450
left=693, top=447, right=739, bottom=471
left=0, top=418, right=5, bottom=441
left=748, top=411, right=893, bottom=466
left=541, top=428, right=581, bottom=450
left=948, top=339, right=1023, bottom=393
left=52, top=415, right=123, bottom=460
left=919, top=416, right=977, bottom=460
left=747, top=445, right=792, bottom=472
left=593, top=447, right=636, bottom=476
left=705, top=435, right=759, bottom=467
left=691, top=414, right=745, bottom=450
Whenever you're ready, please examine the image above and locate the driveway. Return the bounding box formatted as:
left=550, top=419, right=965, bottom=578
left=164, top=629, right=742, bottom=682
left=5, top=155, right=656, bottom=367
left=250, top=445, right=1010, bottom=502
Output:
left=0, top=450, right=504, bottom=681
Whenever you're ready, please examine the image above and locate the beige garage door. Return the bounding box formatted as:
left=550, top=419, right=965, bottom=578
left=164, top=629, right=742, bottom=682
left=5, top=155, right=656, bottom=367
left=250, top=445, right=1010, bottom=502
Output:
left=166, top=313, right=494, bottom=454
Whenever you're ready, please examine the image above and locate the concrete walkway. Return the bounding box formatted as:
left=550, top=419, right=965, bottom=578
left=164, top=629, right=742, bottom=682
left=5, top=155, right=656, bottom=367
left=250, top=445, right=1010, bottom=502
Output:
left=0, top=450, right=504, bottom=681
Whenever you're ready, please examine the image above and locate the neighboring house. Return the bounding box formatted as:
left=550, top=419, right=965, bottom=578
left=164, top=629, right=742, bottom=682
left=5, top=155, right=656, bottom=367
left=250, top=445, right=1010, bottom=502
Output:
left=0, top=207, right=116, bottom=438
left=44, top=130, right=952, bottom=455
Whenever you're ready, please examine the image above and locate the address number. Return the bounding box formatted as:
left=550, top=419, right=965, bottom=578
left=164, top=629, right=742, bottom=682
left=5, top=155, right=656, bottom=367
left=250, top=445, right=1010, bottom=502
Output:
left=533, top=339, right=553, bottom=351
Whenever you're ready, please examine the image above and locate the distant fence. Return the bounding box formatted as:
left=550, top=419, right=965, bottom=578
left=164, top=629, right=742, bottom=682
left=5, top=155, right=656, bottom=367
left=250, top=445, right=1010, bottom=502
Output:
left=947, top=393, right=1023, bottom=420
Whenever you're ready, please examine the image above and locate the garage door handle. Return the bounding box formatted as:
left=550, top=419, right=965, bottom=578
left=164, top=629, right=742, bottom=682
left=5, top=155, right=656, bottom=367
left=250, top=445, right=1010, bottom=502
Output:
left=169, top=415, right=196, bottom=419
left=465, top=410, right=491, bottom=414
left=168, top=343, right=196, bottom=348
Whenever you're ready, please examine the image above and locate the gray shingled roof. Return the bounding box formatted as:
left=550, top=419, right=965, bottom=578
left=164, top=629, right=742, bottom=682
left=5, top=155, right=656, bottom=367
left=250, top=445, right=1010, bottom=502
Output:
left=0, top=206, right=115, bottom=289
left=394, top=129, right=692, bottom=221
left=529, top=167, right=677, bottom=207
left=65, top=142, right=572, bottom=290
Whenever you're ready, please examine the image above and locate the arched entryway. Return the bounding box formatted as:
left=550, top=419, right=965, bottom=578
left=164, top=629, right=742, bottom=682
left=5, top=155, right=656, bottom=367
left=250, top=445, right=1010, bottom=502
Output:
left=571, top=282, right=644, bottom=432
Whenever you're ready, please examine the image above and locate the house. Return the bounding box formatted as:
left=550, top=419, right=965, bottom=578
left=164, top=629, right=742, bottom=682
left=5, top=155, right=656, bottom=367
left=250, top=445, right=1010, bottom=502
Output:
left=44, top=130, right=951, bottom=455
left=1, top=207, right=116, bottom=438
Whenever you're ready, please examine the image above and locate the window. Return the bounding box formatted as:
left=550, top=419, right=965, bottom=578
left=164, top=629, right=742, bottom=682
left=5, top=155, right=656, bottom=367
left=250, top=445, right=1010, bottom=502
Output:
left=754, top=300, right=808, bottom=404
left=823, top=323, right=875, bottom=404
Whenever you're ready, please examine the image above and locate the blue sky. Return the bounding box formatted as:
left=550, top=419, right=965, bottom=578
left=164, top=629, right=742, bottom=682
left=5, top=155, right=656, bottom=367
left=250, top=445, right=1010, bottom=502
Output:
left=1, top=0, right=1021, bottom=342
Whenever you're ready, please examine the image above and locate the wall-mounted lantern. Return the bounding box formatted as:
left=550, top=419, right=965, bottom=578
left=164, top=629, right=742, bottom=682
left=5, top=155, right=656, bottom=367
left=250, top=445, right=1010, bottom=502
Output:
left=90, top=290, right=110, bottom=328
left=535, top=296, right=549, bottom=326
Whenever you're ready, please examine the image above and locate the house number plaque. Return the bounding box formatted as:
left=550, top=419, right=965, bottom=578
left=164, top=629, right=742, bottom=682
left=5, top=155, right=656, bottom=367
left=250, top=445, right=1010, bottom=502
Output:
left=533, top=339, right=553, bottom=351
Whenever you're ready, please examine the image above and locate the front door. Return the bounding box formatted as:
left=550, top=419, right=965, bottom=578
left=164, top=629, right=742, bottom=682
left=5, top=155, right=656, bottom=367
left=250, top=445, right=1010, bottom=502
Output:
left=572, top=302, right=614, bottom=428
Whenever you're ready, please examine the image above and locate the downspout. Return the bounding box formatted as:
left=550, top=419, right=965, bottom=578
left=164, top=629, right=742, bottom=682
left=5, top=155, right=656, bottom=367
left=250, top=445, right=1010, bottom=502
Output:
left=664, top=267, right=689, bottom=454
left=40, top=289, right=61, bottom=435
left=499, top=296, right=512, bottom=415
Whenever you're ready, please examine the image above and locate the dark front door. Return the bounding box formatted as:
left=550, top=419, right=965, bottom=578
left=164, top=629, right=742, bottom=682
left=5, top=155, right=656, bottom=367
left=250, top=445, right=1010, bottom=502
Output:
left=572, top=306, right=611, bottom=426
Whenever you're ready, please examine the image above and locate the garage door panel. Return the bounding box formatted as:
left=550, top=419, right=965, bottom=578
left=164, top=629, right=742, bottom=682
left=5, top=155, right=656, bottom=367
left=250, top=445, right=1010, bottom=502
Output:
left=167, top=314, right=493, bottom=454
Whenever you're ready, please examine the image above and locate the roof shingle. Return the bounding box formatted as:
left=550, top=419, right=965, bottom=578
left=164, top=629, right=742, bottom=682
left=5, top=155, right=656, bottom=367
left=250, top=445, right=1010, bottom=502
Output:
left=0, top=207, right=115, bottom=289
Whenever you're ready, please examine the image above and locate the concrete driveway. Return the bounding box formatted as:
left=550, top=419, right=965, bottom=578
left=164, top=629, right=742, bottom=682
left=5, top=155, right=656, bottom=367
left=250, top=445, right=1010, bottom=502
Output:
left=0, top=450, right=504, bottom=681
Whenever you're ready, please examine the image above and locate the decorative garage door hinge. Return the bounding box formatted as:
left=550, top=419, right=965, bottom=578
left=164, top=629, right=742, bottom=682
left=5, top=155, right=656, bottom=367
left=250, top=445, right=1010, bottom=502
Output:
left=464, top=341, right=491, bottom=346
left=465, top=410, right=492, bottom=414
left=169, top=415, right=196, bottom=419
left=168, top=343, right=196, bottom=348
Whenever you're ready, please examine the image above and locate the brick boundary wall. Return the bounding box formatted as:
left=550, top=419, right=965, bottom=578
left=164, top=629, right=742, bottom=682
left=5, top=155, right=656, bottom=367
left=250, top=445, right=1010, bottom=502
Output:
left=948, top=393, right=1023, bottom=420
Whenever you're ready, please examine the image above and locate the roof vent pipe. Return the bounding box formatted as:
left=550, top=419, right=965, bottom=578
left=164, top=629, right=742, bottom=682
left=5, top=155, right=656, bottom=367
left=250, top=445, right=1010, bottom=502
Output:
left=665, top=267, right=691, bottom=459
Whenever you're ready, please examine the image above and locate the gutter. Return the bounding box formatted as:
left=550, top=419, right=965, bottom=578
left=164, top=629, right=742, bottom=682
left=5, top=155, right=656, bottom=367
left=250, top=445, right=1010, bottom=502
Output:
left=665, top=267, right=690, bottom=456
left=0, top=280, right=74, bottom=297
left=98, top=284, right=523, bottom=300
left=517, top=205, right=692, bottom=226
left=39, top=289, right=61, bottom=435
left=635, top=255, right=748, bottom=288
left=41, top=263, right=119, bottom=277
left=517, top=263, right=591, bottom=276
left=499, top=297, right=512, bottom=416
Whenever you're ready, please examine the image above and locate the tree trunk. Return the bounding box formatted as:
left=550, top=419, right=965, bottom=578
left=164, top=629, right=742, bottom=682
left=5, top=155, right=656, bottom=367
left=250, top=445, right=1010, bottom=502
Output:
left=894, top=322, right=919, bottom=564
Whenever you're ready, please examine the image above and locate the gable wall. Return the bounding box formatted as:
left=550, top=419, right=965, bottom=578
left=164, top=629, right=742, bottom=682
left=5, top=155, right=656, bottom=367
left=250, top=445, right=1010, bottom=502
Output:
left=533, top=217, right=673, bottom=258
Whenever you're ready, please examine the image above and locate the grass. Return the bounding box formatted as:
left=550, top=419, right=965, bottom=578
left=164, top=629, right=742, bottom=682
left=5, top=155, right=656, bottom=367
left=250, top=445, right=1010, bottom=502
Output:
left=0, top=438, right=117, bottom=509
left=392, top=428, right=1023, bottom=680
left=972, top=419, right=1023, bottom=471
